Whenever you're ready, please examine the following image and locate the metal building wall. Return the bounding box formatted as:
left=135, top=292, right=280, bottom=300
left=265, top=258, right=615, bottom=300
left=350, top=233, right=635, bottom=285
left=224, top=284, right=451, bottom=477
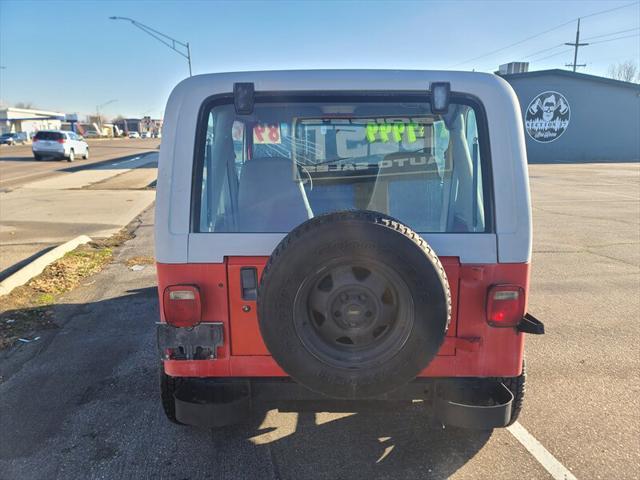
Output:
left=503, top=71, right=640, bottom=163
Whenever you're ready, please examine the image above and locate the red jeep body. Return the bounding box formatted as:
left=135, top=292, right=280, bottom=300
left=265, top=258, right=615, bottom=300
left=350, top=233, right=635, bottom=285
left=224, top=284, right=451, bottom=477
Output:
left=158, top=261, right=528, bottom=379
left=155, top=70, right=543, bottom=428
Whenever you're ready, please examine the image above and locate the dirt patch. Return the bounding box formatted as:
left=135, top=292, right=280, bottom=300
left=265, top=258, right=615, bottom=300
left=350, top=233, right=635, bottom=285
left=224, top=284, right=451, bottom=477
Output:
left=125, top=256, right=155, bottom=268
left=28, top=245, right=112, bottom=295
left=0, top=227, right=136, bottom=349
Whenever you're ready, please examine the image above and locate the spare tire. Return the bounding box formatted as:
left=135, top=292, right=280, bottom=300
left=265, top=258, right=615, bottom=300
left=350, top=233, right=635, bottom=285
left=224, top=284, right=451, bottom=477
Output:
left=258, top=211, right=451, bottom=399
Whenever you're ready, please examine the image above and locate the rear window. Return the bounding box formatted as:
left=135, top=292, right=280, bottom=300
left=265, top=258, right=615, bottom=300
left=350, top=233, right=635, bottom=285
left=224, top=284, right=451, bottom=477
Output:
left=35, top=131, right=64, bottom=141
left=193, top=94, right=491, bottom=234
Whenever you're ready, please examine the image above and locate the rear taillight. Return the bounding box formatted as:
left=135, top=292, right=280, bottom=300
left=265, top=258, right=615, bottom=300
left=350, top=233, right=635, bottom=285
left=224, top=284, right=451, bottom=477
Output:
left=163, top=285, right=201, bottom=327
left=57, top=138, right=66, bottom=144
left=486, top=285, right=525, bottom=327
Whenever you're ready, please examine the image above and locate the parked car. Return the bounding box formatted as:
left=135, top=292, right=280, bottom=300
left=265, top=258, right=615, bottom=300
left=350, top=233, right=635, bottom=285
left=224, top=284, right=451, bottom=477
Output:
left=153, top=131, right=162, bottom=139
left=155, top=70, right=544, bottom=430
left=141, top=131, right=152, bottom=139
left=0, top=132, right=28, bottom=145
left=32, top=130, right=89, bottom=162
left=128, top=131, right=140, bottom=139
left=83, top=130, right=101, bottom=138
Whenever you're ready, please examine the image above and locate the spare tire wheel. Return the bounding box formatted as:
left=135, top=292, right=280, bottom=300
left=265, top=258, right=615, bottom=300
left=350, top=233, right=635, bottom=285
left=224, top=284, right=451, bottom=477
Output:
left=258, top=211, right=451, bottom=399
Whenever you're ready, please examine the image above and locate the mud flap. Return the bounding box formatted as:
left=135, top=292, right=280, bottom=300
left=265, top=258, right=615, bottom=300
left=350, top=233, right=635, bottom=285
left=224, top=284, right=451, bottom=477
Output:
left=434, top=380, right=514, bottom=429
left=174, top=380, right=251, bottom=428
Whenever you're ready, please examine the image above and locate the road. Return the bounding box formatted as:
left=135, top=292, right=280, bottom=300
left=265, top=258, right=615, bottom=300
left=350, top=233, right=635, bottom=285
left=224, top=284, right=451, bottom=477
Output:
left=0, top=163, right=638, bottom=479
left=0, top=138, right=159, bottom=190
left=0, top=138, right=158, bottom=278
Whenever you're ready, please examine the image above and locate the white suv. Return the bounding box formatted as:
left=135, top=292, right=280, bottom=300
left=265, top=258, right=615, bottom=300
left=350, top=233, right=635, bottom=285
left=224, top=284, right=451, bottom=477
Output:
left=32, top=130, right=89, bottom=162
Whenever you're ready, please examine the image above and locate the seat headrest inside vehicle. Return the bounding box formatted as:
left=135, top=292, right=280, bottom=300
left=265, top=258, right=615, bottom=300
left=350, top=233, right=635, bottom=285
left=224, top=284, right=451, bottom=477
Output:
left=238, top=157, right=313, bottom=232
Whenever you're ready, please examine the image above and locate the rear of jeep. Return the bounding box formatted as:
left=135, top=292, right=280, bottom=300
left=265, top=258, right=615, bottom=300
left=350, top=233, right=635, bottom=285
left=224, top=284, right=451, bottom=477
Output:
left=155, top=70, right=544, bottom=429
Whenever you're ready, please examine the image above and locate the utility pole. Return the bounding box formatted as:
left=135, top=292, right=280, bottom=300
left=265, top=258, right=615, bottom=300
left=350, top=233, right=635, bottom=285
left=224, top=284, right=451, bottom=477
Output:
left=565, top=18, right=589, bottom=72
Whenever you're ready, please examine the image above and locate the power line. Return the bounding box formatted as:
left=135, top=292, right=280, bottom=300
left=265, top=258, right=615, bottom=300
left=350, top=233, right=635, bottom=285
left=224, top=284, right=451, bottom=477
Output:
left=580, top=1, right=638, bottom=19
left=449, top=20, right=575, bottom=67
left=449, top=1, right=639, bottom=68
left=532, top=34, right=639, bottom=63
left=534, top=49, right=572, bottom=63
left=525, top=27, right=639, bottom=59
left=582, top=26, right=639, bottom=41
left=525, top=43, right=565, bottom=59
left=589, top=33, right=640, bottom=45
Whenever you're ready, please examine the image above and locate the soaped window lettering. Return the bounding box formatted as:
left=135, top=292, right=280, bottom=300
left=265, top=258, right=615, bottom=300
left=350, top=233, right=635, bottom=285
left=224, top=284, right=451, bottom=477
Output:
left=293, top=117, right=446, bottom=178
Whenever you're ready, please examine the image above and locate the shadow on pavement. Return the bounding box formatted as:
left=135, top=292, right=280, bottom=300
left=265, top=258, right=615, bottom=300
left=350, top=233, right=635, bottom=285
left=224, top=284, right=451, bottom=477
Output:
left=224, top=406, right=492, bottom=479
left=0, top=286, right=491, bottom=479
left=61, top=152, right=158, bottom=172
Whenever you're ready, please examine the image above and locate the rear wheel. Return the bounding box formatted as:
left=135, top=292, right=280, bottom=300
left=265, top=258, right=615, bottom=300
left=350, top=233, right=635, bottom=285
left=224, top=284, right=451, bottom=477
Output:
left=34, top=154, right=42, bottom=161
left=67, top=149, right=75, bottom=162
left=498, top=360, right=526, bottom=426
left=160, top=365, right=184, bottom=425
left=83, top=147, right=89, bottom=160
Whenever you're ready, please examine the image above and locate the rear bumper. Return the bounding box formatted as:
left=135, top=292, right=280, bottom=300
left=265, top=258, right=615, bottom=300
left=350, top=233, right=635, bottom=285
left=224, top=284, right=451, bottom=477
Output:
left=33, top=147, right=65, bottom=157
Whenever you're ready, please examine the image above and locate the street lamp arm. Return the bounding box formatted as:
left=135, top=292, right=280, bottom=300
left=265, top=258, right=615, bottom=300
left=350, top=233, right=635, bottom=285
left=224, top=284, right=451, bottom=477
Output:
left=98, top=99, right=118, bottom=110
left=110, top=17, right=188, bottom=48
left=109, top=16, right=192, bottom=75
left=131, top=21, right=190, bottom=59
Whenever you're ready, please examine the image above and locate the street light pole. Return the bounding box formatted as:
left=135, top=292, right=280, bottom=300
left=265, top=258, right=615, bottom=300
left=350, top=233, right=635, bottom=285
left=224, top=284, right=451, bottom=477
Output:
left=187, top=42, right=192, bottom=77
left=109, top=16, right=192, bottom=77
left=96, top=99, right=117, bottom=133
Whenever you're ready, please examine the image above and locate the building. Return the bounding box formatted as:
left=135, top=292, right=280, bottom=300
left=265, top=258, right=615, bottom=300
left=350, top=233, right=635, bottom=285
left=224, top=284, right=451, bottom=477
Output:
left=499, top=66, right=640, bottom=163
left=140, top=116, right=163, bottom=135
left=112, top=118, right=141, bottom=135
left=0, top=107, right=65, bottom=136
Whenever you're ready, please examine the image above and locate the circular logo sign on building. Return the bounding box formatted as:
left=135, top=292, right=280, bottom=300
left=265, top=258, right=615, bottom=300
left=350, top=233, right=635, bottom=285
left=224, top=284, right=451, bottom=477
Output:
left=525, top=91, right=571, bottom=143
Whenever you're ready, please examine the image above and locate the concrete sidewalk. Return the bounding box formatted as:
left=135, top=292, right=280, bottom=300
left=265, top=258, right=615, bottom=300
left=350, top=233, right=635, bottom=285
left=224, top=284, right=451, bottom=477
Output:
left=0, top=152, right=157, bottom=278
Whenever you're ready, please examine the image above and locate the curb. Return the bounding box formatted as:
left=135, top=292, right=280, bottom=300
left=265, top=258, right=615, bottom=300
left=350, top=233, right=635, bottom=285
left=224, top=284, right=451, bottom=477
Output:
left=0, top=235, right=92, bottom=297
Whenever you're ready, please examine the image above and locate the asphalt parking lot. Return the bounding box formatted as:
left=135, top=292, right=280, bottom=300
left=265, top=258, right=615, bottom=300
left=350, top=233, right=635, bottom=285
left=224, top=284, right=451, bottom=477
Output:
left=0, top=162, right=638, bottom=479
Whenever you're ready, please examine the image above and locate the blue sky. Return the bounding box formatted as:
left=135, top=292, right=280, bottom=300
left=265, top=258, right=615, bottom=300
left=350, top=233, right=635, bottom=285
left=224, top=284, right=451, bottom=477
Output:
left=0, top=0, right=638, bottom=118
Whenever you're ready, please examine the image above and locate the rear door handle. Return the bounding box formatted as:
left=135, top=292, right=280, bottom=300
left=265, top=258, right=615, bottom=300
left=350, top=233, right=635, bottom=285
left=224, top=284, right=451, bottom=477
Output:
left=240, top=267, right=258, bottom=301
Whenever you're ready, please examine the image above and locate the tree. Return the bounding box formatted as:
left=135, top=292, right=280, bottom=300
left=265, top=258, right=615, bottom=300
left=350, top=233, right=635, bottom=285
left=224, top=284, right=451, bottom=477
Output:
left=607, top=60, right=639, bottom=83
left=14, top=102, right=34, bottom=109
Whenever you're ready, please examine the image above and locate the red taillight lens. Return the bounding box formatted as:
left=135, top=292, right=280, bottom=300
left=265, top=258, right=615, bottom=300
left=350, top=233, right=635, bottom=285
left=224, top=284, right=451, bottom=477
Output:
left=486, top=285, right=525, bottom=327
left=163, top=285, right=201, bottom=327
left=57, top=138, right=65, bottom=144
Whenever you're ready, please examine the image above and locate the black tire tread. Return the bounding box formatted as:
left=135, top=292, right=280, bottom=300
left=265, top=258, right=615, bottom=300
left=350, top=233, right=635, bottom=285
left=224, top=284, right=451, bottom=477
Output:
left=500, top=360, right=526, bottom=426
left=260, top=210, right=451, bottom=329
left=160, top=366, right=184, bottom=425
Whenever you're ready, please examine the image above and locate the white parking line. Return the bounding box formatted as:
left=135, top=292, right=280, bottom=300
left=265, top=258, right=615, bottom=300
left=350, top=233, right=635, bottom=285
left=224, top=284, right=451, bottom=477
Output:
left=508, top=422, right=577, bottom=480
left=110, top=156, right=140, bottom=166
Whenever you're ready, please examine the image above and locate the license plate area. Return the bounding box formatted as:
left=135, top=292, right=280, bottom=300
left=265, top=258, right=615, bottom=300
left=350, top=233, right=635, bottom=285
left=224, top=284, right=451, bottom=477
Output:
left=157, top=322, right=224, bottom=360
